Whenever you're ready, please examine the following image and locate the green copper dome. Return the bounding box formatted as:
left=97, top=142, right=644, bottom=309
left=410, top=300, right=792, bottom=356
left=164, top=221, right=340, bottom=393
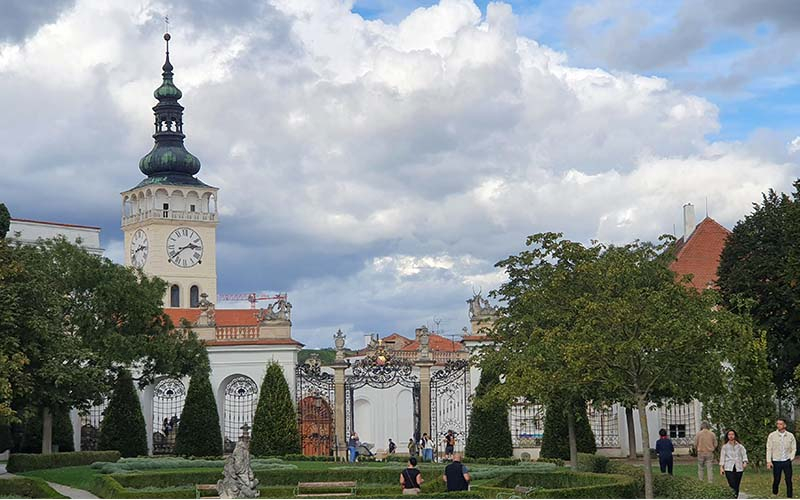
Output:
left=137, top=33, right=202, bottom=182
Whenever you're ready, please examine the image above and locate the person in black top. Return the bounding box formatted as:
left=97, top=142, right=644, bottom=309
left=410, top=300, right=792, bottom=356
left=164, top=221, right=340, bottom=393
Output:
left=444, top=430, right=456, bottom=460
left=442, top=453, right=470, bottom=491
left=655, top=428, right=675, bottom=475
left=388, top=438, right=396, bottom=454
left=400, top=456, right=424, bottom=494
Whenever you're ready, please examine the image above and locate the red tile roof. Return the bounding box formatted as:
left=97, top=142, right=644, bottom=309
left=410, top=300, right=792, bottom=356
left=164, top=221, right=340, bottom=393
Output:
left=669, top=217, right=731, bottom=291
left=165, top=308, right=259, bottom=327
left=401, top=334, right=466, bottom=353
left=207, top=339, right=303, bottom=347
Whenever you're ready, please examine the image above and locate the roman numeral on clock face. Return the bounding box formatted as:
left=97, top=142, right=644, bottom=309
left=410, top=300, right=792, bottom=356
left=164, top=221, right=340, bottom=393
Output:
left=166, top=227, right=203, bottom=268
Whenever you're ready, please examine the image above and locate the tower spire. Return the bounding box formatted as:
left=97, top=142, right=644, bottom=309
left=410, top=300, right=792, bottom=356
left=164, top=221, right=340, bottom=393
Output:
left=137, top=31, right=203, bottom=185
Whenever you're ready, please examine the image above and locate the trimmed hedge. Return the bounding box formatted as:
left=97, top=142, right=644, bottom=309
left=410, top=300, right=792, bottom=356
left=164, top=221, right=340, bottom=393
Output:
left=606, top=461, right=735, bottom=498
left=536, top=457, right=565, bottom=467
left=484, top=470, right=637, bottom=499
left=0, top=476, right=66, bottom=498
left=465, top=364, right=512, bottom=458
left=175, top=366, right=223, bottom=457
left=99, top=370, right=147, bottom=457
left=576, top=452, right=609, bottom=473
left=540, top=397, right=597, bottom=460
left=6, top=450, right=121, bottom=472
left=251, top=363, right=301, bottom=456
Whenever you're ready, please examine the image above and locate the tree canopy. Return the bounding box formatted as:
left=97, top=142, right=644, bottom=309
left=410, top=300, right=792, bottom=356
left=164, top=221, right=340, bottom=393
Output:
left=0, top=237, right=206, bottom=451
left=490, top=233, right=738, bottom=498
left=718, top=179, right=800, bottom=395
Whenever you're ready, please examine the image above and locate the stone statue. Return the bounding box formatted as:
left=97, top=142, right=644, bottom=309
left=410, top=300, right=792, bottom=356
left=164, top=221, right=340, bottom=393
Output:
left=198, top=293, right=216, bottom=327
left=256, top=298, right=292, bottom=323
left=467, top=292, right=497, bottom=319
left=217, top=424, right=260, bottom=498
left=334, top=329, right=346, bottom=361
left=416, top=326, right=431, bottom=361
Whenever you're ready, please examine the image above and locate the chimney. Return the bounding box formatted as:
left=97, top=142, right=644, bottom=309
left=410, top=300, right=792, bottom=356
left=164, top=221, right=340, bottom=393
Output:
left=683, top=203, right=696, bottom=241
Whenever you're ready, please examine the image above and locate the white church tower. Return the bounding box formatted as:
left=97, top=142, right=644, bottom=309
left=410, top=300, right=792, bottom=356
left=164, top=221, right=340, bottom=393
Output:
left=121, top=33, right=219, bottom=308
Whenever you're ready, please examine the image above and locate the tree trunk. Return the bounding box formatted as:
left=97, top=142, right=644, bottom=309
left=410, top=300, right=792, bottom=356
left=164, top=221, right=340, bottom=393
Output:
left=41, top=407, right=53, bottom=455
left=626, top=406, right=637, bottom=459
left=636, top=394, right=653, bottom=499
left=566, top=403, right=578, bottom=469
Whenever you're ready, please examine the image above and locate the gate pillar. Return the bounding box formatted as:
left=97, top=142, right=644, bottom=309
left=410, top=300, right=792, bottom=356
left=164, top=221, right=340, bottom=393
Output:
left=332, top=359, right=348, bottom=461
left=417, top=359, right=435, bottom=438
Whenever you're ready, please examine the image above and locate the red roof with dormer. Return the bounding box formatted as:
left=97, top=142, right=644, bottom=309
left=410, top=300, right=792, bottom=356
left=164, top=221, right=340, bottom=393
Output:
left=401, top=333, right=466, bottom=353
left=669, top=217, right=731, bottom=291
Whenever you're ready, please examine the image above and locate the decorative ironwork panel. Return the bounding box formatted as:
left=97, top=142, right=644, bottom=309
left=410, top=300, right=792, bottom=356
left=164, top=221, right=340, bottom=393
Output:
left=79, top=402, right=107, bottom=451
left=431, top=360, right=471, bottom=456
left=296, top=357, right=336, bottom=456
left=152, top=378, right=187, bottom=455
left=509, top=398, right=545, bottom=448
left=223, top=376, right=258, bottom=453
left=587, top=404, right=620, bottom=448
left=660, top=403, right=697, bottom=447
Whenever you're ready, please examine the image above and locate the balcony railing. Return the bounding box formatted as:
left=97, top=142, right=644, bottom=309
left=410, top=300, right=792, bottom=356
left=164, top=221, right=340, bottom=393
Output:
left=215, top=326, right=260, bottom=341
left=122, top=209, right=217, bottom=226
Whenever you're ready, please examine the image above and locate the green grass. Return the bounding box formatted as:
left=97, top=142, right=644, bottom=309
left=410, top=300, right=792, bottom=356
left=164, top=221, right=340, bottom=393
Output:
left=651, top=462, right=788, bottom=498
left=20, top=465, right=99, bottom=492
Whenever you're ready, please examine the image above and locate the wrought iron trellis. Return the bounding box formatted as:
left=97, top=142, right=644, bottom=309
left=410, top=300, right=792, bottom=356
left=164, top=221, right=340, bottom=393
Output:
left=152, top=378, right=187, bottom=454
left=345, top=344, right=420, bottom=439
left=430, top=360, right=470, bottom=455
left=79, top=402, right=107, bottom=451
left=587, top=404, right=620, bottom=448
left=660, top=403, right=697, bottom=447
left=223, top=376, right=258, bottom=453
left=509, top=398, right=545, bottom=448
left=295, top=355, right=336, bottom=456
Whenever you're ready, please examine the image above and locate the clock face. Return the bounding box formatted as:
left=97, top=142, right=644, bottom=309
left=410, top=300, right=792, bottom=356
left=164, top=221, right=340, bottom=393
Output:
left=130, top=229, right=149, bottom=268
left=167, top=227, right=203, bottom=268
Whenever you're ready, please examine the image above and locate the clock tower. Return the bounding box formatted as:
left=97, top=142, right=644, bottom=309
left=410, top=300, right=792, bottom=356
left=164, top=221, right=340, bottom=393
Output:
left=122, top=33, right=218, bottom=308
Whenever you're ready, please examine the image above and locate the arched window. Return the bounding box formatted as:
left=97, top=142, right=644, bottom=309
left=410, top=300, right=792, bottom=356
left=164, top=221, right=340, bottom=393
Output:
left=170, top=285, right=180, bottom=307
left=152, top=378, right=187, bottom=454
left=190, top=286, right=200, bottom=308
left=223, top=376, right=258, bottom=452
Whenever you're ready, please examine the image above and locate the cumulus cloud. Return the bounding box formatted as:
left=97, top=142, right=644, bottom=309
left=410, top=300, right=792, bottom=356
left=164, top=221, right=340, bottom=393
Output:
left=0, top=0, right=797, bottom=346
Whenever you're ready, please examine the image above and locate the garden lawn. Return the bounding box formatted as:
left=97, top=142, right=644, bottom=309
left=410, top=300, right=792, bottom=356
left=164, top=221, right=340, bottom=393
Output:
left=651, top=462, right=782, bottom=498
left=20, top=466, right=99, bottom=492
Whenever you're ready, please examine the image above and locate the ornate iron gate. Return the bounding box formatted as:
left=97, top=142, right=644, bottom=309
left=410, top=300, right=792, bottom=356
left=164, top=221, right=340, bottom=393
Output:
left=295, top=355, right=336, bottom=456
left=431, top=360, right=471, bottom=455
left=345, top=343, right=420, bottom=442
left=223, top=376, right=258, bottom=453
left=152, top=378, right=187, bottom=454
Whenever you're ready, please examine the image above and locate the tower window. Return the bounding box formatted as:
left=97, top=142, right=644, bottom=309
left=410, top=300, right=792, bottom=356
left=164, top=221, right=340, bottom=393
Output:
left=170, top=285, right=180, bottom=307
left=190, top=286, right=200, bottom=308
left=189, top=204, right=196, bottom=212
left=163, top=203, right=169, bottom=218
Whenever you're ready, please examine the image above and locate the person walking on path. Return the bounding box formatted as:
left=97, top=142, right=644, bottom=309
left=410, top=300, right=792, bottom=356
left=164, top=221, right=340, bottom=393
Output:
left=720, top=429, right=748, bottom=498
left=420, top=433, right=434, bottom=462
left=348, top=432, right=360, bottom=463
left=442, top=453, right=471, bottom=492
left=408, top=438, right=418, bottom=457
left=389, top=438, right=396, bottom=454
left=399, top=456, right=424, bottom=495
left=767, top=418, right=796, bottom=498
left=695, top=421, right=718, bottom=482
left=656, top=428, right=675, bottom=475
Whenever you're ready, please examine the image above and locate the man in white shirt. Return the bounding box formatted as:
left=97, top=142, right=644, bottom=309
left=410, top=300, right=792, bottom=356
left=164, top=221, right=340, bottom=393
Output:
left=767, top=418, right=797, bottom=498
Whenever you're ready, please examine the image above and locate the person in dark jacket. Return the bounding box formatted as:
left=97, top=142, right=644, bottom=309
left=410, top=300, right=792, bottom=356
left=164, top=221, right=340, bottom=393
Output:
left=400, top=456, right=424, bottom=494
left=656, top=428, right=675, bottom=475
left=442, top=453, right=470, bottom=491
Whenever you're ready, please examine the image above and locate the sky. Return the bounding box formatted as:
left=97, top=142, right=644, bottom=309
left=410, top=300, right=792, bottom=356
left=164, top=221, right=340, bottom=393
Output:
left=1, top=0, right=799, bottom=349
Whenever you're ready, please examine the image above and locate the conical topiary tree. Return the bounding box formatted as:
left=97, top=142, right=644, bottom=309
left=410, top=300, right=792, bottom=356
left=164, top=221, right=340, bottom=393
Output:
left=175, top=357, right=223, bottom=457
left=540, top=396, right=596, bottom=460
left=250, top=362, right=300, bottom=456
left=12, top=407, right=74, bottom=453
left=465, top=364, right=513, bottom=458
left=99, top=369, right=147, bottom=457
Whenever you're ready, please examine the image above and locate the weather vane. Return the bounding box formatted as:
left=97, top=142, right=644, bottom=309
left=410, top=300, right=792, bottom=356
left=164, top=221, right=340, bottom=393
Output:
left=164, top=15, right=170, bottom=34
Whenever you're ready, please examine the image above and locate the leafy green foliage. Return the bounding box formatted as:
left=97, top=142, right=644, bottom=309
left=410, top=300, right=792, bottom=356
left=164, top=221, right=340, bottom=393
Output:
left=606, top=461, right=735, bottom=498
left=718, top=180, right=800, bottom=394
left=91, top=456, right=296, bottom=474
left=11, top=407, right=74, bottom=453
left=6, top=450, right=120, bottom=473
left=702, top=325, right=776, bottom=467
left=251, top=363, right=301, bottom=456
left=0, top=237, right=206, bottom=451
left=0, top=203, right=9, bottom=239
left=99, top=370, right=147, bottom=457
left=465, top=364, right=512, bottom=458
left=540, top=397, right=596, bottom=460
left=174, top=360, right=222, bottom=457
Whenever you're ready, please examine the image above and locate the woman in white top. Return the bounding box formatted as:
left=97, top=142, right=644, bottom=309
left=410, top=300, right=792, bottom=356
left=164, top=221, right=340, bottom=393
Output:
left=719, top=429, right=748, bottom=498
